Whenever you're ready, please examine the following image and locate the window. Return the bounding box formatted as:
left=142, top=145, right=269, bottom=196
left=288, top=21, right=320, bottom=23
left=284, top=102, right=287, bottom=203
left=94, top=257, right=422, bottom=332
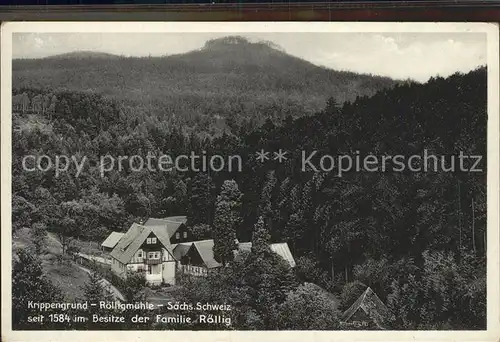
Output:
left=151, top=237, right=157, bottom=244
left=146, top=238, right=151, bottom=244
left=137, top=251, right=142, bottom=258
left=148, top=252, right=160, bottom=259
left=175, top=232, right=180, bottom=239
left=183, top=231, right=187, bottom=239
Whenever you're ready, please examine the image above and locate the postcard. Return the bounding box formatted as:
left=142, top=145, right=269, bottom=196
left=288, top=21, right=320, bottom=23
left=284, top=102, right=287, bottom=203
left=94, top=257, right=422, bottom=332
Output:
left=1, top=21, right=499, bottom=342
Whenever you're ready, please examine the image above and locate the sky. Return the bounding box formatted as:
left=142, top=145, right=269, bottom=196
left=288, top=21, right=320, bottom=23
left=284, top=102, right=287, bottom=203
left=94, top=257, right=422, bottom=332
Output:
left=13, top=32, right=487, bottom=82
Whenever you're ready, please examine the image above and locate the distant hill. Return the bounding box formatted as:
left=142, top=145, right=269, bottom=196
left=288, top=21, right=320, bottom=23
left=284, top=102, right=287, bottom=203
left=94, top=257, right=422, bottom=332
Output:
left=45, top=51, right=123, bottom=60
left=13, top=36, right=398, bottom=128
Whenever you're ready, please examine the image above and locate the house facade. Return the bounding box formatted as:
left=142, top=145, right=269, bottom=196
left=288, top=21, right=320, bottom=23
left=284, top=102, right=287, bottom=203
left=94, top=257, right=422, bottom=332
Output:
left=175, top=239, right=221, bottom=277
left=102, top=216, right=296, bottom=284
left=109, top=223, right=177, bottom=285
left=173, top=239, right=296, bottom=277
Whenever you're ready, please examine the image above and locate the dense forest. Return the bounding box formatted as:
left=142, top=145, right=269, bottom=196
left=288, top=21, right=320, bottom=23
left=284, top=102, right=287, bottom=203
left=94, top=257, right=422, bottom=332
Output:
left=12, top=41, right=486, bottom=330
left=12, top=36, right=396, bottom=135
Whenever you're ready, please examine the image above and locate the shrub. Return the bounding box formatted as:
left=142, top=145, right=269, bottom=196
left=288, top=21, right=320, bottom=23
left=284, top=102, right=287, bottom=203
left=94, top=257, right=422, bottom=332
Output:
left=340, top=280, right=367, bottom=310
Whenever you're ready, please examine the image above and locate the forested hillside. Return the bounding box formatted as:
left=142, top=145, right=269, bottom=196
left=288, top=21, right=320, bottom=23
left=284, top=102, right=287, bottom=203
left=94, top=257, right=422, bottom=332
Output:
left=12, top=64, right=486, bottom=329
left=13, top=36, right=396, bottom=134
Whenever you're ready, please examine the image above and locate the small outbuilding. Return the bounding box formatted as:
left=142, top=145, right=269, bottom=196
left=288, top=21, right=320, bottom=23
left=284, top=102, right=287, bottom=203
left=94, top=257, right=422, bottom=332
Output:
left=341, top=287, right=393, bottom=330
left=101, top=231, right=125, bottom=253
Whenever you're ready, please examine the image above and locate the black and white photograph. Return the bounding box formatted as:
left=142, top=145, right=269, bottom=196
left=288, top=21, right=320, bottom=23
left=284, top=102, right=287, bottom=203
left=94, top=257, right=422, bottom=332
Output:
left=1, top=22, right=499, bottom=340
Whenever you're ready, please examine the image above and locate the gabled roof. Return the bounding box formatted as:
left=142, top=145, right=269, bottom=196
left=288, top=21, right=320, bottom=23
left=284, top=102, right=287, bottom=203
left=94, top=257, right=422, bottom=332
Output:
left=190, top=239, right=221, bottom=269
left=175, top=239, right=295, bottom=270
left=270, top=243, right=296, bottom=268
left=237, top=241, right=296, bottom=267
left=101, top=232, right=125, bottom=249
left=110, top=223, right=175, bottom=264
left=163, top=216, right=188, bottom=223
left=341, top=287, right=391, bottom=329
left=176, top=239, right=238, bottom=269
left=172, top=242, right=192, bottom=260
left=143, top=216, right=187, bottom=239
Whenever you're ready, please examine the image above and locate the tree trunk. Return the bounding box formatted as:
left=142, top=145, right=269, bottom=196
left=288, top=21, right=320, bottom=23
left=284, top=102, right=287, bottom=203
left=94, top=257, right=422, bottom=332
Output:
left=331, top=259, right=334, bottom=280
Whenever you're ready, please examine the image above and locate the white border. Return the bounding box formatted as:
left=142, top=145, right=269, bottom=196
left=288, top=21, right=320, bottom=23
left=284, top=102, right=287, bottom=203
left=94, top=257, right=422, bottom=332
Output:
left=1, top=22, right=499, bottom=342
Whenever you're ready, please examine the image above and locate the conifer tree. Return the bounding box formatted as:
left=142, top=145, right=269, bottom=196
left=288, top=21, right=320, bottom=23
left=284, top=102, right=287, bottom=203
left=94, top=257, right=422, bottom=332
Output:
left=252, top=216, right=270, bottom=255
left=213, top=180, right=242, bottom=266
left=187, top=173, right=215, bottom=226
left=81, top=269, right=124, bottom=329
left=259, top=170, right=277, bottom=236
left=31, top=222, right=47, bottom=255
left=82, top=270, right=112, bottom=305
left=12, top=249, right=63, bottom=328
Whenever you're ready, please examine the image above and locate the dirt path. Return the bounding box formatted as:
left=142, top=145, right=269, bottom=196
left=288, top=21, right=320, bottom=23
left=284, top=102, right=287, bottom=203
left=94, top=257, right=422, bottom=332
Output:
left=47, top=232, right=125, bottom=302
left=76, top=263, right=125, bottom=302
left=77, top=252, right=111, bottom=265
left=46, top=232, right=63, bottom=253
left=47, top=232, right=61, bottom=246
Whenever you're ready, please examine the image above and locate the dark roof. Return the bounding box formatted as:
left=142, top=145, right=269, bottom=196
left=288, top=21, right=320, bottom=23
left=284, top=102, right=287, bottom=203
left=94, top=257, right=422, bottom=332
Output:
left=341, top=287, right=392, bottom=329
left=173, top=238, right=295, bottom=270
left=101, top=231, right=125, bottom=249
left=110, top=223, right=174, bottom=264
left=172, top=242, right=192, bottom=260
left=190, top=239, right=221, bottom=269
left=143, top=216, right=187, bottom=239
